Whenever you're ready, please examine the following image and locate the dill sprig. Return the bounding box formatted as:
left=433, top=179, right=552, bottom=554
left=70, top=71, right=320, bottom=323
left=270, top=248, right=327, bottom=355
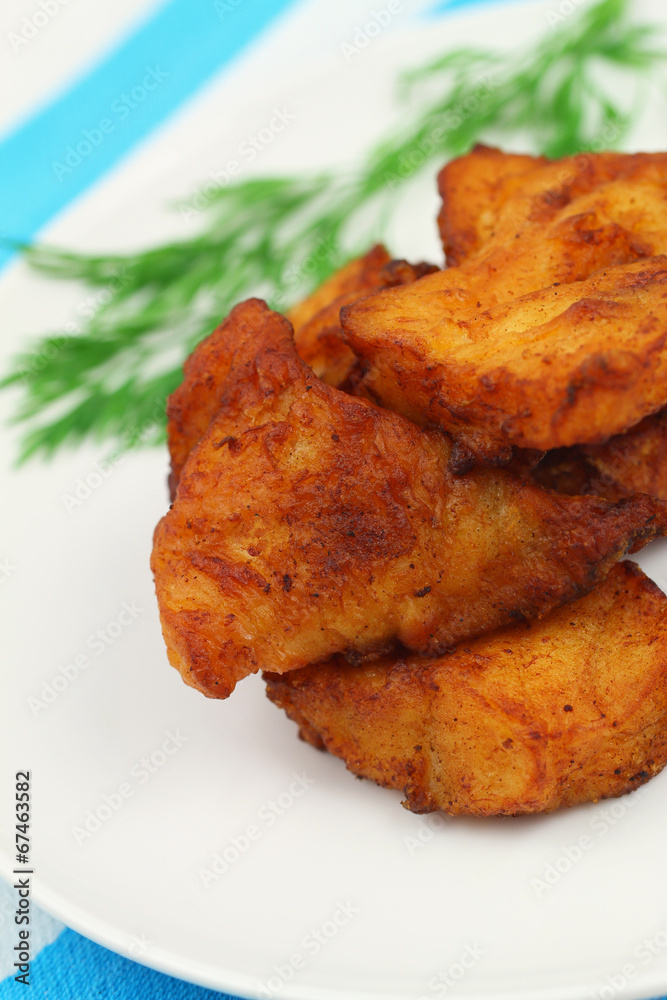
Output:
left=2, top=0, right=665, bottom=461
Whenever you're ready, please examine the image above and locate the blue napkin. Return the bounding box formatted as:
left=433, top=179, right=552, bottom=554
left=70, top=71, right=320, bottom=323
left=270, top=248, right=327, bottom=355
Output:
left=0, top=926, right=229, bottom=999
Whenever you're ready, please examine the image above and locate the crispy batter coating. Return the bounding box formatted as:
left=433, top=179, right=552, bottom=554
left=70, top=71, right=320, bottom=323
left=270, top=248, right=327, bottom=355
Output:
left=164, top=302, right=272, bottom=501
left=151, top=299, right=667, bottom=700
left=287, top=244, right=391, bottom=389
left=167, top=247, right=436, bottom=496
left=534, top=408, right=667, bottom=502
left=288, top=244, right=437, bottom=388
left=437, top=145, right=667, bottom=267
left=438, top=146, right=667, bottom=291
left=437, top=144, right=547, bottom=266
left=265, top=562, right=667, bottom=816
left=343, top=150, right=667, bottom=467
left=439, top=147, right=667, bottom=495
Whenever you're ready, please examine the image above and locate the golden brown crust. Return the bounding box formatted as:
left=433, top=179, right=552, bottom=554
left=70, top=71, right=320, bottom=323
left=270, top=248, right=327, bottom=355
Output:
left=151, top=299, right=667, bottom=700
left=287, top=245, right=389, bottom=330
left=266, top=562, right=667, bottom=816
left=438, top=144, right=547, bottom=266
left=167, top=247, right=437, bottom=498
left=343, top=150, right=667, bottom=465
left=165, top=299, right=281, bottom=500
left=287, top=245, right=392, bottom=389
left=289, top=246, right=437, bottom=390
left=533, top=407, right=667, bottom=501
left=438, top=144, right=663, bottom=266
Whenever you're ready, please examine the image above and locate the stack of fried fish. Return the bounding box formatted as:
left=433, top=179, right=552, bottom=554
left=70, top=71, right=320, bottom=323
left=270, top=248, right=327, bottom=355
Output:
left=151, top=146, right=667, bottom=816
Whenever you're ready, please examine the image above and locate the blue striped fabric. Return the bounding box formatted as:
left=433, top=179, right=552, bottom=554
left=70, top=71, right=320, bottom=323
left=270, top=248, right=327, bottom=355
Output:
left=0, top=0, right=294, bottom=270
left=429, top=0, right=529, bottom=13
left=0, top=929, right=229, bottom=998
left=1, top=925, right=665, bottom=999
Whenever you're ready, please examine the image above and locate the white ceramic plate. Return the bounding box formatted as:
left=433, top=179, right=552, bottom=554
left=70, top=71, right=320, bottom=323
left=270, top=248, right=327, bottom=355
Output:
left=3, top=2, right=667, bottom=998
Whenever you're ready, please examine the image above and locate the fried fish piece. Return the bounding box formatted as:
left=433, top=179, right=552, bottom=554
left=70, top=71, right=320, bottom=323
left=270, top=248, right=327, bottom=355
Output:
left=151, top=299, right=667, bottom=700
left=166, top=247, right=436, bottom=496
left=164, top=303, right=263, bottom=501
left=265, top=562, right=667, bottom=816
left=437, top=145, right=666, bottom=266
left=343, top=151, right=667, bottom=467
left=286, top=244, right=391, bottom=389
left=345, top=258, right=667, bottom=469
left=437, top=144, right=547, bottom=265
left=533, top=408, right=667, bottom=502
left=440, top=151, right=667, bottom=494
left=288, top=244, right=436, bottom=388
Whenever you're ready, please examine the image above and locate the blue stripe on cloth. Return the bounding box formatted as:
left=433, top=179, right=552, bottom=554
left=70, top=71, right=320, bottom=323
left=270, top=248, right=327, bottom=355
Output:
left=1, top=927, right=667, bottom=1000
left=0, top=0, right=295, bottom=270
left=0, top=927, right=237, bottom=998
left=429, top=0, right=537, bottom=13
